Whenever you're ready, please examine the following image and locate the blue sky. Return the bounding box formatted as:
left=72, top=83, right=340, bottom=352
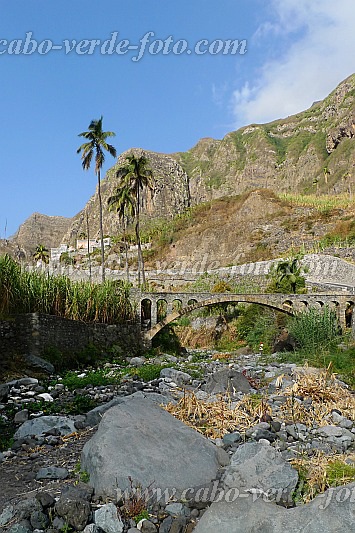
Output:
left=1, top=0, right=354, bottom=238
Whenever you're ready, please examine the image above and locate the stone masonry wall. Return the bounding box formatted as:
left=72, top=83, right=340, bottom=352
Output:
left=0, top=313, right=143, bottom=359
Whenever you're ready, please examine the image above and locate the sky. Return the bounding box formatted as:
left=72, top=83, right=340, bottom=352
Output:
left=1, top=0, right=355, bottom=238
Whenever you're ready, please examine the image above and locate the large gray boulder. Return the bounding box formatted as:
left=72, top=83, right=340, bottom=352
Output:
left=14, top=416, right=76, bottom=439
left=204, top=369, right=251, bottom=395
left=81, top=396, right=222, bottom=499
left=194, top=482, right=355, bottom=532
left=222, top=441, right=298, bottom=504
left=23, top=354, right=55, bottom=374
left=84, top=391, right=171, bottom=427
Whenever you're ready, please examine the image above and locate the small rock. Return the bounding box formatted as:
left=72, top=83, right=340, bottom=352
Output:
left=317, top=426, right=343, bottom=438
left=23, top=354, right=55, bottom=374
left=158, top=516, right=173, bottom=533
left=7, top=523, right=32, bottom=533
left=83, top=525, right=102, bottom=533
left=35, top=492, right=55, bottom=509
left=139, top=519, right=157, bottom=532
left=37, top=393, right=54, bottom=402
left=165, top=503, right=184, bottom=517
left=222, top=431, right=241, bottom=446
left=160, top=368, right=191, bottom=386
left=55, top=497, right=91, bottom=531
left=30, top=510, right=49, bottom=530
left=52, top=516, right=66, bottom=530
left=36, top=467, right=69, bottom=480
left=0, top=505, right=15, bottom=527
left=216, top=447, right=230, bottom=466
left=130, top=357, right=146, bottom=367
left=14, top=410, right=29, bottom=424
left=95, top=503, right=124, bottom=533
left=166, top=517, right=186, bottom=533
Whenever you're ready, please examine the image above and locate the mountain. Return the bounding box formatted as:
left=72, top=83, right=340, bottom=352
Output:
left=9, top=74, right=355, bottom=255
left=11, top=213, right=72, bottom=256
left=174, top=73, right=355, bottom=205
left=61, top=149, right=190, bottom=245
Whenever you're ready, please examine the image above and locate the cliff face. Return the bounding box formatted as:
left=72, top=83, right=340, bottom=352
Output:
left=173, top=74, right=355, bottom=205
left=12, top=213, right=72, bottom=253
left=9, top=74, right=355, bottom=254
left=62, top=149, right=191, bottom=245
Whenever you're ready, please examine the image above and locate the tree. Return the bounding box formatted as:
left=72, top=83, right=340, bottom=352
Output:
left=33, top=244, right=49, bottom=265
left=268, top=254, right=307, bottom=294
left=108, top=185, right=136, bottom=282
left=115, top=152, right=154, bottom=286
left=77, top=116, right=117, bottom=282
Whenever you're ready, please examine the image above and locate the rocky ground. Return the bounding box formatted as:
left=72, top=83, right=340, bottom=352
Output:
left=0, top=350, right=355, bottom=532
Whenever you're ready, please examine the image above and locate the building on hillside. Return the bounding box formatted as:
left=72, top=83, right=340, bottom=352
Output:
left=50, top=244, right=68, bottom=263
left=76, top=238, right=111, bottom=254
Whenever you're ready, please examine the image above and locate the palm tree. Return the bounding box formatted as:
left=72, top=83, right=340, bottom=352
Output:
left=33, top=244, right=49, bottom=265
left=77, top=116, right=117, bottom=282
left=274, top=255, right=305, bottom=294
left=115, top=152, right=154, bottom=286
left=108, top=185, right=136, bottom=282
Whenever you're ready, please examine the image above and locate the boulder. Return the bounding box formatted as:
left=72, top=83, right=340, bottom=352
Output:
left=14, top=415, right=76, bottom=439
left=36, top=467, right=69, bottom=480
left=55, top=496, right=91, bottom=531
left=222, top=442, right=298, bottom=504
left=204, top=369, right=251, bottom=395
left=81, top=396, right=222, bottom=499
left=194, top=482, right=355, bottom=532
left=160, top=368, right=191, bottom=386
left=94, top=503, right=124, bottom=533
left=23, top=354, right=55, bottom=374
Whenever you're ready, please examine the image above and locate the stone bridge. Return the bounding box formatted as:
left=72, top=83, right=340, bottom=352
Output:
left=132, top=291, right=355, bottom=341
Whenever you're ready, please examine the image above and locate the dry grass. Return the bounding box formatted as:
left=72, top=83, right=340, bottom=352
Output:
left=163, top=365, right=355, bottom=503
left=292, top=451, right=355, bottom=503
left=173, top=325, right=217, bottom=349
left=279, top=364, right=355, bottom=426
left=164, top=364, right=355, bottom=439
left=280, top=193, right=354, bottom=212
left=211, top=352, right=234, bottom=361
left=164, top=390, right=271, bottom=439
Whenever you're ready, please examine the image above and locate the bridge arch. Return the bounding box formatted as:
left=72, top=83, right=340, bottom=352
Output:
left=134, top=292, right=355, bottom=342
left=144, top=294, right=296, bottom=341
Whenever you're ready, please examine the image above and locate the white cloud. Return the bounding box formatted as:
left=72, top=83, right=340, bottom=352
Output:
left=232, top=0, right=355, bottom=128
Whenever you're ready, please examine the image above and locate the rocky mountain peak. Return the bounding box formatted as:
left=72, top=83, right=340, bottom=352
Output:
left=7, top=73, right=355, bottom=255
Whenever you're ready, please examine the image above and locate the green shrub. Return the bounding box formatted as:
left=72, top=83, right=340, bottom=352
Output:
left=61, top=369, right=121, bottom=390
left=131, top=364, right=170, bottom=382
left=288, top=306, right=339, bottom=354
left=236, top=305, right=280, bottom=353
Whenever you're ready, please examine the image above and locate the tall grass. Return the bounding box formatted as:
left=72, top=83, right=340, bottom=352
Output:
left=279, top=193, right=354, bottom=213
left=0, top=254, right=134, bottom=323
left=288, top=306, right=339, bottom=354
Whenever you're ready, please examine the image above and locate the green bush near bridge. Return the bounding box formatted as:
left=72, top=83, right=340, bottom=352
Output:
left=288, top=306, right=339, bottom=354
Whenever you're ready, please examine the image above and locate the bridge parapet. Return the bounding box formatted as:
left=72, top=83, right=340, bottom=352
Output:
left=130, top=291, right=355, bottom=341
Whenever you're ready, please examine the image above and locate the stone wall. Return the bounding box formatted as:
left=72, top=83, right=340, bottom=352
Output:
left=0, top=313, right=144, bottom=359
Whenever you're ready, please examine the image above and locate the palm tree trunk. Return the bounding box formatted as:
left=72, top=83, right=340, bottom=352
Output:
left=136, top=187, right=145, bottom=286
left=86, top=211, right=92, bottom=283
left=97, top=170, right=106, bottom=283
left=135, top=219, right=141, bottom=286
left=123, top=217, right=129, bottom=283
